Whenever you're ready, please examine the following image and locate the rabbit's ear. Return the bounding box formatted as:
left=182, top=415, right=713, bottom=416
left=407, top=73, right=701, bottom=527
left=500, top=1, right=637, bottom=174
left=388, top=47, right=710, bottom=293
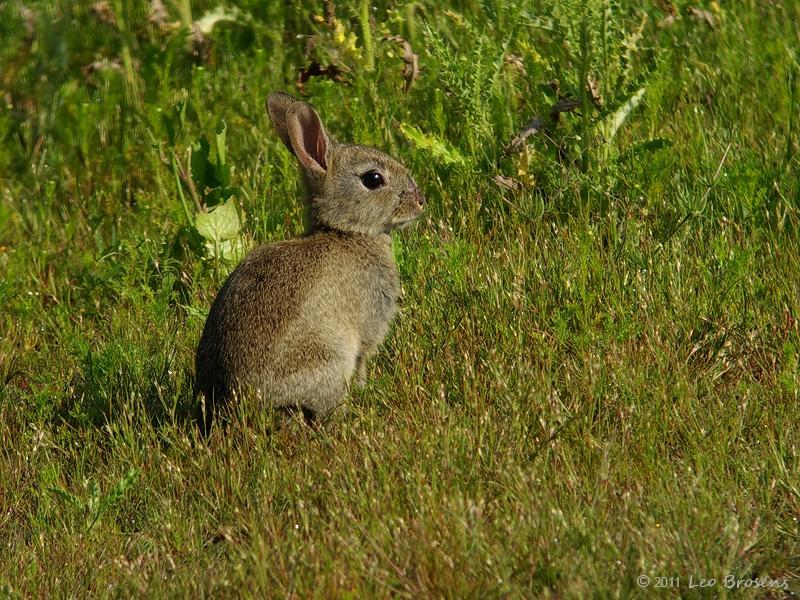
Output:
left=266, top=92, right=329, bottom=176
left=285, top=102, right=329, bottom=176
left=267, top=92, right=298, bottom=153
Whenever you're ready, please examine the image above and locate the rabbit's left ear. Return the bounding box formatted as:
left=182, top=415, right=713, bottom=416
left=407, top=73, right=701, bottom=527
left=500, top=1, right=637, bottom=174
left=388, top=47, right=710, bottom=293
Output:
left=267, top=92, right=329, bottom=176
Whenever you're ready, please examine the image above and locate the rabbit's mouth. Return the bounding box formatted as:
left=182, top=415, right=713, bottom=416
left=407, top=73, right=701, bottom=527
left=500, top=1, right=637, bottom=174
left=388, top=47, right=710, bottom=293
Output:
left=385, top=184, right=424, bottom=232
left=391, top=210, right=423, bottom=230
left=394, top=187, right=425, bottom=227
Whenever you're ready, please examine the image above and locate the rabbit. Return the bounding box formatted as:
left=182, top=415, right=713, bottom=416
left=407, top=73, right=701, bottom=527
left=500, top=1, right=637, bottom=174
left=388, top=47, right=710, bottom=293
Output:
left=194, top=91, right=424, bottom=431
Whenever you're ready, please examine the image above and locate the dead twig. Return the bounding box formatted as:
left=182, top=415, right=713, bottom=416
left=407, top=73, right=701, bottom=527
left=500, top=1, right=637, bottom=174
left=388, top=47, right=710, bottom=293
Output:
left=156, top=148, right=203, bottom=213
left=383, top=35, right=420, bottom=92
left=501, top=98, right=579, bottom=158
left=295, top=61, right=348, bottom=96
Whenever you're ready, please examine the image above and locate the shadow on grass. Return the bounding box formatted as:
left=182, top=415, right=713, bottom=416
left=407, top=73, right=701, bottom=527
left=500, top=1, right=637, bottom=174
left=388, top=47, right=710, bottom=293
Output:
left=56, top=343, right=326, bottom=443
left=56, top=342, right=199, bottom=433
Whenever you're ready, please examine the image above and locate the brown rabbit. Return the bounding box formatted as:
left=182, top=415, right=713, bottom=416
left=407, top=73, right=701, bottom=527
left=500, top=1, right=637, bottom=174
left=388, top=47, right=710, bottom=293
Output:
left=194, top=92, right=424, bottom=430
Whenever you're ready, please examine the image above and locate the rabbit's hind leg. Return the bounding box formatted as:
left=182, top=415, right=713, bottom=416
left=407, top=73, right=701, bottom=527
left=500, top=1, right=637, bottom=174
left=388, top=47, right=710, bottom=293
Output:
left=270, top=354, right=355, bottom=419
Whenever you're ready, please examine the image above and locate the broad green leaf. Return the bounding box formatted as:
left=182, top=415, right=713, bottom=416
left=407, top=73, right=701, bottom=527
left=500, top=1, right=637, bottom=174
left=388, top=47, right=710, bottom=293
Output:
left=204, top=237, right=247, bottom=263
left=195, top=199, right=240, bottom=243
left=598, top=86, right=645, bottom=143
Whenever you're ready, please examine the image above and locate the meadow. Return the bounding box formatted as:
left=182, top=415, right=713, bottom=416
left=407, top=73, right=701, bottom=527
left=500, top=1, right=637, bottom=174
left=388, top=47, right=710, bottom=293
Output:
left=1, top=0, right=799, bottom=597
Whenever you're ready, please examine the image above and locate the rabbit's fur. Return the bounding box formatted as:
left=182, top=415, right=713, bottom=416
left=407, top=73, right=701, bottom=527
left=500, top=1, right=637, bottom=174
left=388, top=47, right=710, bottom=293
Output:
left=194, top=92, right=424, bottom=430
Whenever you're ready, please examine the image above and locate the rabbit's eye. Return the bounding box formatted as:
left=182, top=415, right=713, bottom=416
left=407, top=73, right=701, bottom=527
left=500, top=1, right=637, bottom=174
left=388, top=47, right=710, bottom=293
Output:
left=360, top=170, right=385, bottom=190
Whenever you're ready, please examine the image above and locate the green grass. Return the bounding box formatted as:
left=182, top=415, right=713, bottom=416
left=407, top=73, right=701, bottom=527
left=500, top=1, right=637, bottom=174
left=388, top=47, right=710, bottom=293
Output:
left=1, top=0, right=799, bottom=597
